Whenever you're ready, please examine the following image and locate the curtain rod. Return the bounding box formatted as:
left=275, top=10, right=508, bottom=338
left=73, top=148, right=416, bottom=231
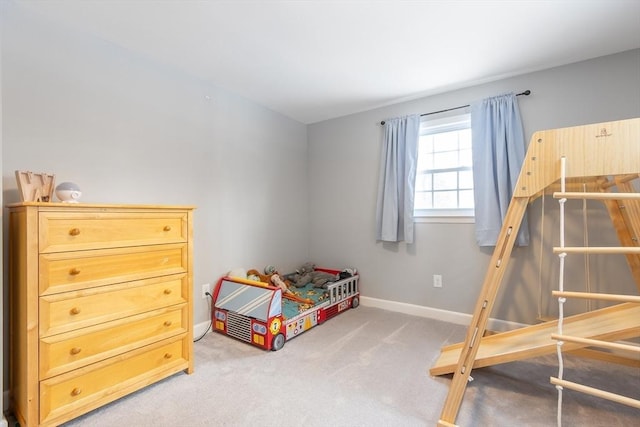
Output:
left=380, top=90, right=531, bottom=125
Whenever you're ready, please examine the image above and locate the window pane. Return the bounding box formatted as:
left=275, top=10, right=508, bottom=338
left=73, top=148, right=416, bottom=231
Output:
left=417, top=153, right=433, bottom=171
left=459, top=190, right=474, bottom=209
left=433, top=150, right=459, bottom=169
left=414, top=191, right=432, bottom=209
left=433, top=171, right=457, bottom=190
left=459, top=148, right=472, bottom=167
left=417, top=136, right=432, bottom=170
left=433, top=130, right=459, bottom=150
left=419, top=135, right=433, bottom=153
left=459, top=170, right=474, bottom=189
left=415, top=173, right=431, bottom=191
left=433, top=191, right=457, bottom=209
left=459, top=129, right=471, bottom=149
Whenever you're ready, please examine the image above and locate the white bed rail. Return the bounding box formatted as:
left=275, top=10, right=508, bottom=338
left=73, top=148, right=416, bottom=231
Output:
left=326, top=275, right=359, bottom=305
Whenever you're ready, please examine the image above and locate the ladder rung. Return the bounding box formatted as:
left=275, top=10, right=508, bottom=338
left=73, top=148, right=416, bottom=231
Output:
left=552, top=290, right=640, bottom=303
left=554, top=191, right=640, bottom=200
left=551, top=333, right=640, bottom=353
left=550, top=377, right=640, bottom=409
left=553, top=246, right=640, bottom=255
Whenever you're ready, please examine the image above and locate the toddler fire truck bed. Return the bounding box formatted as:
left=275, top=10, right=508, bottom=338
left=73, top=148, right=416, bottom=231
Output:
left=212, top=269, right=359, bottom=351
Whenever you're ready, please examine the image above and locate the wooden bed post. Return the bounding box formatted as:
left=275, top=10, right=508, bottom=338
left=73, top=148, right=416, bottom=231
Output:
left=434, top=118, right=640, bottom=426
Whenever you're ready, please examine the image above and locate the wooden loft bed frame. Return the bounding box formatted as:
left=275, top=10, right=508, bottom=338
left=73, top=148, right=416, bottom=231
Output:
left=430, top=118, right=640, bottom=426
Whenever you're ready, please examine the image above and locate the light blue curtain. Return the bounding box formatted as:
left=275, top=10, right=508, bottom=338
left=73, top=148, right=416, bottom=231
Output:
left=375, top=114, right=420, bottom=243
left=471, top=93, right=529, bottom=247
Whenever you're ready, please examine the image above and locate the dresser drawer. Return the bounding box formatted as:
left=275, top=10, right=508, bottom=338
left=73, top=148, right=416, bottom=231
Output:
left=40, top=305, right=187, bottom=379
left=40, top=274, right=188, bottom=337
left=38, top=211, right=188, bottom=253
left=40, top=338, right=187, bottom=425
left=39, top=243, right=188, bottom=295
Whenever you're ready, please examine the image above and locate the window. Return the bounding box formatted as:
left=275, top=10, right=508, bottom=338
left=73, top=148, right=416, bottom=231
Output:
left=414, top=114, right=474, bottom=220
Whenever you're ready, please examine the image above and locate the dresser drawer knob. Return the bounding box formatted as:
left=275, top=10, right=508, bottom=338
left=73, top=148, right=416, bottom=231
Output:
left=164, top=353, right=172, bottom=359
left=69, top=268, right=81, bottom=276
left=70, top=387, right=82, bottom=397
left=163, top=225, right=172, bottom=232
left=163, top=289, right=172, bottom=295
left=69, top=307, right=81, bottom=315
left=164, top=320, right=172, bottom=327
left=69, top=228, right=81, bottom=236
left=70, top=347, right=82, bottom=355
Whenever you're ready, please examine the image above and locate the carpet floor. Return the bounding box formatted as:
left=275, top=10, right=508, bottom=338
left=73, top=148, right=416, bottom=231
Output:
left=59, top=305, right=639, bottom=426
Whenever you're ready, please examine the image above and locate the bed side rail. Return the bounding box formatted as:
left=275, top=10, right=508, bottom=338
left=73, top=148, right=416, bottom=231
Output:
left=326, top=274, right=359, bottom=305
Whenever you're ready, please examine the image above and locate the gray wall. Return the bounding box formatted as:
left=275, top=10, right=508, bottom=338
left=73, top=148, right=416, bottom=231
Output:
left=1, top=0, right=309, bottom=358
left=308, top=49, right=640, bottom=324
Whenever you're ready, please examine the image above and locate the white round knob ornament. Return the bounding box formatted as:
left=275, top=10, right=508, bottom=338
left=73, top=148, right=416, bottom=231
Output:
left=56, top=182, right=82, bottom=203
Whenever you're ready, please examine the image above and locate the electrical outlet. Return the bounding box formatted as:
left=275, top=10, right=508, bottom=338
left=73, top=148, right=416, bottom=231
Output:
left=433, top=274, right=443, bottom=288
left=202, top=283, right=211, bottom=299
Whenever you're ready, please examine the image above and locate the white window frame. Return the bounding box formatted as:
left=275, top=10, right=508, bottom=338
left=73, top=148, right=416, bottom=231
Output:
left=414, top=113, right=475, bottom=224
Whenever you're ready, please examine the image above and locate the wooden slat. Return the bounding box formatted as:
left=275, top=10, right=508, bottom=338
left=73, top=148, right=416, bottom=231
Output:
left=614, top=181, right=640, bottom=242
left=553, top=246, right=640, bottom=255
left=552, top=290, right=640, bottom=303
left=617, top=173, right=640, bottom=183
left=437, top=197, right=529, bottom=424
left=551, top=333, right=640, bottom=353
left=550, top=377, right=640, bottom=409
left=553, top=191, right=640, bottom=200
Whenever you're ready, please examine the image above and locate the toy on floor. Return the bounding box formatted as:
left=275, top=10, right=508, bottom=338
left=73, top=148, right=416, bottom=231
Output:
left=212, top=266, right=360, bottom=351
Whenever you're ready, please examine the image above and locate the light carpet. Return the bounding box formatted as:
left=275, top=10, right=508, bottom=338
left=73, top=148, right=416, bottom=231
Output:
left=60, top=306, right=639, bottom=426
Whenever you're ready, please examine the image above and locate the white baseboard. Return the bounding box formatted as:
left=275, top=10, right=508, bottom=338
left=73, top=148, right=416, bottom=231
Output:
left=359, top=295, right=527, bottom=332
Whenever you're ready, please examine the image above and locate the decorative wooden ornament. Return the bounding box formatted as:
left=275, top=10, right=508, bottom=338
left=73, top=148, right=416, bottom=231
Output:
left=15, top=170, right=56, bottom=202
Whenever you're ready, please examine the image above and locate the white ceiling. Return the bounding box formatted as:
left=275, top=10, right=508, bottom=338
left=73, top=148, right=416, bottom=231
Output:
left=17, top=0, right=640, bottom=124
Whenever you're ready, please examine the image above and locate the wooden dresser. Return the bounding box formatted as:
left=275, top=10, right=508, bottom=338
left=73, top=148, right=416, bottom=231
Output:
left=8, top=202, right=195, bottom=427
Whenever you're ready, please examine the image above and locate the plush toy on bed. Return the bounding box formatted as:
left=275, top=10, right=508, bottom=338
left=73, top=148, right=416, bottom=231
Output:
left=264, top=268, right=314, bottom=304
left=243, top=267, right=312, bottom=304
left=339, top=268, right=357, bottom=280
left=270, top=273, right=289, bottom=292
left=245, top=266, right=293, bottom=288
left=287, top=262, right=338, bottom=288
left=247, top=268, right=276, bottom=284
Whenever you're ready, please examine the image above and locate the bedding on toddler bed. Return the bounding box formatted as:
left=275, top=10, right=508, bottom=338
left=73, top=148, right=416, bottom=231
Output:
left=281, top=283, right=329, bottom=319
